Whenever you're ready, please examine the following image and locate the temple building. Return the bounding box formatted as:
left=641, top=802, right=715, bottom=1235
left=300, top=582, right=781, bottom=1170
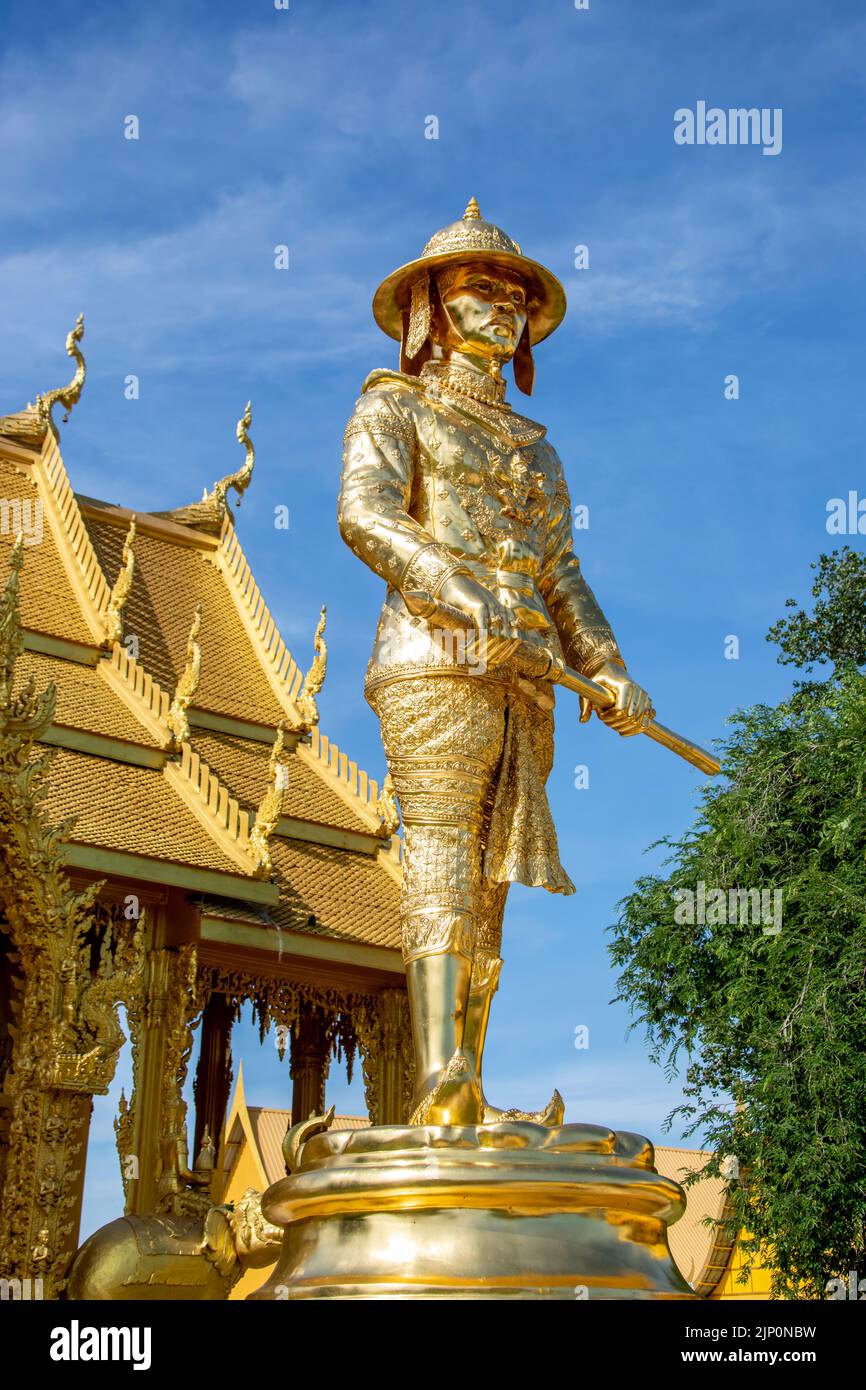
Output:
left=0, top=318, right=411, bottom=1297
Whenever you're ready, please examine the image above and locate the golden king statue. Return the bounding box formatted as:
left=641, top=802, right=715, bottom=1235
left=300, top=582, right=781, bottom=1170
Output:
left=254, top=199, right=711, bottom=1300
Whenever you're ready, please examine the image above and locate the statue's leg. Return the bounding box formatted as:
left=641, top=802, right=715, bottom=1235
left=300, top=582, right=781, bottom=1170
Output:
left=462, top=880, right=506, bottom=1118
left=461, top=693, right=565, bottom=1126
left=368, top=675, right=506, bottom=1126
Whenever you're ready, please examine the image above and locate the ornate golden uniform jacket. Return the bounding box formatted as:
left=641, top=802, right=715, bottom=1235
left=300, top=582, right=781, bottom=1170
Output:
left=338, top=359, right=622, bottom=691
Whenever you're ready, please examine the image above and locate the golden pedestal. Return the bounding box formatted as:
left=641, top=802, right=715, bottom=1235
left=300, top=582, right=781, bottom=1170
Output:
left=249, top=1120, right=695, bottom=1300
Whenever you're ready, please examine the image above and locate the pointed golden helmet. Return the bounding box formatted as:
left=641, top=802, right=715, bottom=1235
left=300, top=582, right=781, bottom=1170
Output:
left=373, top=198, right=567, bottom=347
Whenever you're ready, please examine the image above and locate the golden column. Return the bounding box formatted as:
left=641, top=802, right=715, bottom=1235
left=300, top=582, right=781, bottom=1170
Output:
left=290, top=1001, right=328, bottom=1126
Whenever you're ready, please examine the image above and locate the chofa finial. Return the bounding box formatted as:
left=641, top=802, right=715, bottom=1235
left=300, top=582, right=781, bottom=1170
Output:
left=36, top=312, right=86, bottom=440
left=296, top=605, right=328, bottom=733
left=463, top=196, right=482, bottom=221
left=157, top=401, right=255, bottom=535
left=0, top=313, right=86, bottom=448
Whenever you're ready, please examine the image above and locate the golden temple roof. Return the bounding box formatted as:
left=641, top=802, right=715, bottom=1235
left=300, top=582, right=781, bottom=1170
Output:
left=0, top=459, right=95, bottom=646
left=42, top=748, right=245, bottom=876
left=268, top=838, right=399, bottom=948
left=0, top=370, right=401, bottom=961
left=655, top=1146, right=729, bottom=1294
left=189, top=729, right=374, bottom=836
left=81, top=507, right=293, bottom=728
left=16, top=649, right=162, bottom=748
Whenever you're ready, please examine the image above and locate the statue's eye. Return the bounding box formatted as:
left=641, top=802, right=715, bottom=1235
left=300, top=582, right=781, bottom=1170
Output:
left=474, top=280, right=492, bottom=291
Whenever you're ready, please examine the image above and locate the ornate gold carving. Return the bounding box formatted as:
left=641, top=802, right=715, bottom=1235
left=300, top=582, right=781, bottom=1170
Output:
left=296, top=604, right=327, bottom=732
left=402, top=909, right=475, bottom=963
left=249, top=721, right=287, bottom=878
left=196, top=967, right=411, bottom=1123
left=116, top=943, right=207, bottom=1219
left=0, top=314, right=87, bottom=446
left=376, top=772, right=400, bottom=835
left=159, top=400, right=256, bottom=534
left=343, top=407, right=416, bottom=447
left=103, top=516, right=136, bottom=646
left=36, top=313, right=87, bottom=440
left=0, top=537, right=56, bottom=732
left=423, top=357, right=507, bottom=407
left=419, top=362, right=545, bottom=445
left=0, top=544, right=147, bottom=1291
left=45, top=912, right=144, bottom=1093
left=405, top=276, right=431, bottom=360
left=167, top=602, right=202, bottom=748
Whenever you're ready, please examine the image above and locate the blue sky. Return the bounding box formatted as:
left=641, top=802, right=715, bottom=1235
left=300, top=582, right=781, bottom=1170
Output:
left=1, top=0, right=863, bottom=1238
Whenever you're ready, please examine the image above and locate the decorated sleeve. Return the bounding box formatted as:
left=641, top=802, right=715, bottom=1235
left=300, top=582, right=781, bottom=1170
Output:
left=338, top=388, right=460, bottom=593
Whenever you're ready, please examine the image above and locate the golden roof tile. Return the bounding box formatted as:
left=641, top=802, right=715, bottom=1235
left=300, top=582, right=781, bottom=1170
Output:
left=216, top=520, right=306, bottom=723
left=164, top=739, right=256, bottom=875
left=268, top=837, right=400, bottom=950
left=0, top=461, right=96, bottom=646
left=189, top=729, right=376, bottom=835
left=655, top=1145, right=727, bottom=1291
left=16, top=649, right=161, bottom=747
left=41, top=747, right=245, bottom=875
left=33, top=438, right=113, bottom=640
left=98, top=640, right=173, bottom=749
left=82, top=511, right=290, bottom=727
left=297, top=724, right=388, bottom=834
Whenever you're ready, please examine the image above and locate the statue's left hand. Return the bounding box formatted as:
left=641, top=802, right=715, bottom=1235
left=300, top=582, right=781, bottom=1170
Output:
left=579, top=660, right=655, bottom=736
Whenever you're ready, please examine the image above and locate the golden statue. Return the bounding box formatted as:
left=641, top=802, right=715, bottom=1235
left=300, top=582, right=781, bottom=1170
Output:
left=240, top=201, right=711, bottom=1300
left=338, top=197, right=660, bottom=1127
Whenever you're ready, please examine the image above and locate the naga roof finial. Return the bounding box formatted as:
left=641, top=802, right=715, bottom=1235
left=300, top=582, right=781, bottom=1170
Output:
left=0, top=535, right=57, bottom=737
left=296, top=605, right=327, bottom=733
left=249, top=721, right=288, bottom=879
left=167, top=602, right=203, bottom=748
left=158, top=401, right=255, bottom=535
left=0, top=313, right=86, bottom=447
left=104, top=517, right=136, bottom=646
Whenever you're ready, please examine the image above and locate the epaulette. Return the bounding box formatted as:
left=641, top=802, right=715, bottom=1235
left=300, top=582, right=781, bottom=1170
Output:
left=360, top=368, right=424, bottom=396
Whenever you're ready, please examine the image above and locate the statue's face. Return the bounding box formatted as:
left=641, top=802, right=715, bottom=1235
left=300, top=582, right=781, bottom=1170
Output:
left=436, top=261, right=529, bottom=361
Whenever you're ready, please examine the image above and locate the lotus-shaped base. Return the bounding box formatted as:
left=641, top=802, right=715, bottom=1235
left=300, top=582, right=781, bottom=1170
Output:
left=248, top=1119, right=696, bottom=1300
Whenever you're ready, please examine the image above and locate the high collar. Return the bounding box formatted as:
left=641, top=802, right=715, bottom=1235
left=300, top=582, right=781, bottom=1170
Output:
left=421, top=359, right=508, bottom=409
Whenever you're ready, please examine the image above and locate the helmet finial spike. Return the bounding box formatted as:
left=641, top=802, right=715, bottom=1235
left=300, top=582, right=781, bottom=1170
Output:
left=463, top=196, right=481, bottom=221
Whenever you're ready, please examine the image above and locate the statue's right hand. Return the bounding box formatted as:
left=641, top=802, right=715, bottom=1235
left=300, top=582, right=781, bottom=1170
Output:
left=434, top=573, right=521, bottom=667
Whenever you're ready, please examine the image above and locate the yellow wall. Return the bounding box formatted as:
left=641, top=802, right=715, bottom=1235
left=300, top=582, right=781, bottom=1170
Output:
left=712, top=1234, right=774, bottom=1300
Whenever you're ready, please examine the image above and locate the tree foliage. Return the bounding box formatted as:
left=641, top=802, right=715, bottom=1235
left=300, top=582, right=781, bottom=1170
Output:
left=609, top=547, right=866, bottom=1298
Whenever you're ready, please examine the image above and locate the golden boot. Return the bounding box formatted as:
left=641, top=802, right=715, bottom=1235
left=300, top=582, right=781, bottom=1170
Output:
left=406, top=950, right=483, bottom=1126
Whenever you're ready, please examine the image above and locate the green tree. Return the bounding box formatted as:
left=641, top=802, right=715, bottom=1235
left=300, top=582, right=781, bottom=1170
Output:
left=609, top=547, right=866, bottom=1299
